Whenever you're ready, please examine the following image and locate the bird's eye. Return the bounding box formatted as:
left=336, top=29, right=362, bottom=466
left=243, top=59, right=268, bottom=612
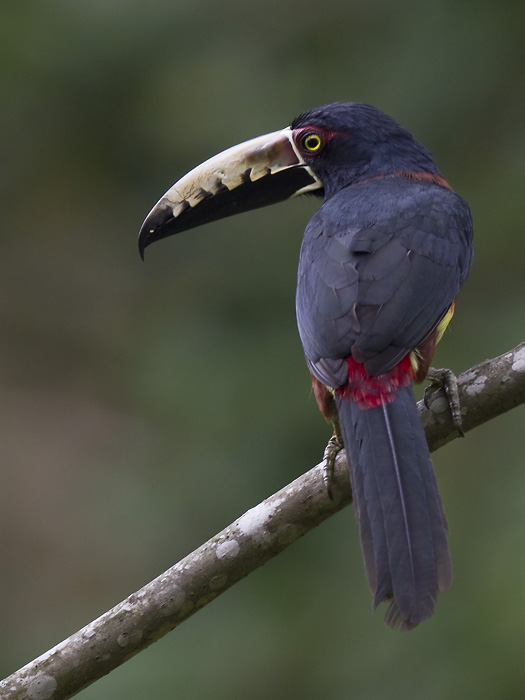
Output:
left=300, top=131, right=323, bottom=153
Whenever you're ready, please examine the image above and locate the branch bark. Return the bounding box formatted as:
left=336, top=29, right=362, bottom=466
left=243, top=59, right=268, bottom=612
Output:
left=2, top=343, right=525, bottom=700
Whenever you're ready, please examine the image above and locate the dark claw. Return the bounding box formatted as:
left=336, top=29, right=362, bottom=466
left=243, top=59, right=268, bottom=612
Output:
left=426, top=367, right=464, bottom=437
left=322, top=434, right=344, bottom=500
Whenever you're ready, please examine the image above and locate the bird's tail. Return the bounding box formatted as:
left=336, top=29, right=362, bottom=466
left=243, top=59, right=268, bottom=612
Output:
left=335, top=384, right=452, bottom=630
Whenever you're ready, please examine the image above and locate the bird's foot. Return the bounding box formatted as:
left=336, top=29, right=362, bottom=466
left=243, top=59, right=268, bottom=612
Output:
left=322, top=434, right=344, bottom=500
left=424, top=366, right=464, bottom=437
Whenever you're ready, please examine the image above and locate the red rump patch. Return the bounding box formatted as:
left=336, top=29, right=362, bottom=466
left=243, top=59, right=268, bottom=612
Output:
left=336, top=355, right=415, bottom=409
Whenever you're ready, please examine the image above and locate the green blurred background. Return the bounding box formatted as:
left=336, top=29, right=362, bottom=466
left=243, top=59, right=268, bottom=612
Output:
left=1, top=1, right=524, bottom=698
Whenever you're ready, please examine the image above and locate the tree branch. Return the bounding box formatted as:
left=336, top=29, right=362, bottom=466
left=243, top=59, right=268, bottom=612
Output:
left=2, top=343, right=525, bottom=700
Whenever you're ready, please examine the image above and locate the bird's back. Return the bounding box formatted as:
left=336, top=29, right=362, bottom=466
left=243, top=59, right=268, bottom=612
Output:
left=296, top=175, right=473, bottom=389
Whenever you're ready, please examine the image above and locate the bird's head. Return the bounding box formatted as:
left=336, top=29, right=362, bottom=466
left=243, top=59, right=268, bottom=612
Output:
left=139, top=102, right=440, bottom=257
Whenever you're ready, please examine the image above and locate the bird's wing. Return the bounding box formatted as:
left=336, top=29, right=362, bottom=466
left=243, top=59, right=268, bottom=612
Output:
left=296, top=180, right=472, bottom=388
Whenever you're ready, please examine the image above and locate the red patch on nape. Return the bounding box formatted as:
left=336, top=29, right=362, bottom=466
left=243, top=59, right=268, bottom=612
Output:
left=393, top=170, right=453, bottom=191
left=336, top=355, right=415, bottom=409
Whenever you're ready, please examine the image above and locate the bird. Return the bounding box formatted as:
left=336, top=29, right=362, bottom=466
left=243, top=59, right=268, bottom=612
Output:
left=138, top=102, right=473, bottom=630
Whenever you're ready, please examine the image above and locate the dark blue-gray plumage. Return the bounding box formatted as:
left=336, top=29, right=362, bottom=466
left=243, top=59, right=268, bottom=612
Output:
left=296, top=176, right=472, bottom=385
left=139, top=102, right=473, bottom=629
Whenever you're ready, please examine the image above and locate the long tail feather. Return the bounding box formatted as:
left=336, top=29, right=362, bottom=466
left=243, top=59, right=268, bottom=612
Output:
left=335, top=384, right=452, bottom=630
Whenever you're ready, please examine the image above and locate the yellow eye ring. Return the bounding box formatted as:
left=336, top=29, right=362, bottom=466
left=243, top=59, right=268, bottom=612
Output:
left=302, top=132, right=322, bottom=152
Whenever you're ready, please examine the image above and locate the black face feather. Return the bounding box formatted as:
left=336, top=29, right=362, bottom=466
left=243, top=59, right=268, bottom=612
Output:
left=292, top=102, right=406, bottom=136
left=291, top=102, right=441, bottom=199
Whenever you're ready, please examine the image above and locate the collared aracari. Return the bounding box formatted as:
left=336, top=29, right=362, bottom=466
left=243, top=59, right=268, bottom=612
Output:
left=139, top=102, right=473, bottom=630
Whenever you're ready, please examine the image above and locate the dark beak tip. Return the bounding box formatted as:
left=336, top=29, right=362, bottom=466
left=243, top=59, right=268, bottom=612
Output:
left=138, top=225, right=150, bottom=260
left=138, top=201, right=177, bottom=260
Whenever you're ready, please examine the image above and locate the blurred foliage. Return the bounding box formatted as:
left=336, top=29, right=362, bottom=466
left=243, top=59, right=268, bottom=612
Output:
left=1, top=0, right=524, bottom=698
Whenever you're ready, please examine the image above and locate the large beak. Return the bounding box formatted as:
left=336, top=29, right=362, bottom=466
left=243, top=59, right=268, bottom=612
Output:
left=138, top=127, right=322, bottom=258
